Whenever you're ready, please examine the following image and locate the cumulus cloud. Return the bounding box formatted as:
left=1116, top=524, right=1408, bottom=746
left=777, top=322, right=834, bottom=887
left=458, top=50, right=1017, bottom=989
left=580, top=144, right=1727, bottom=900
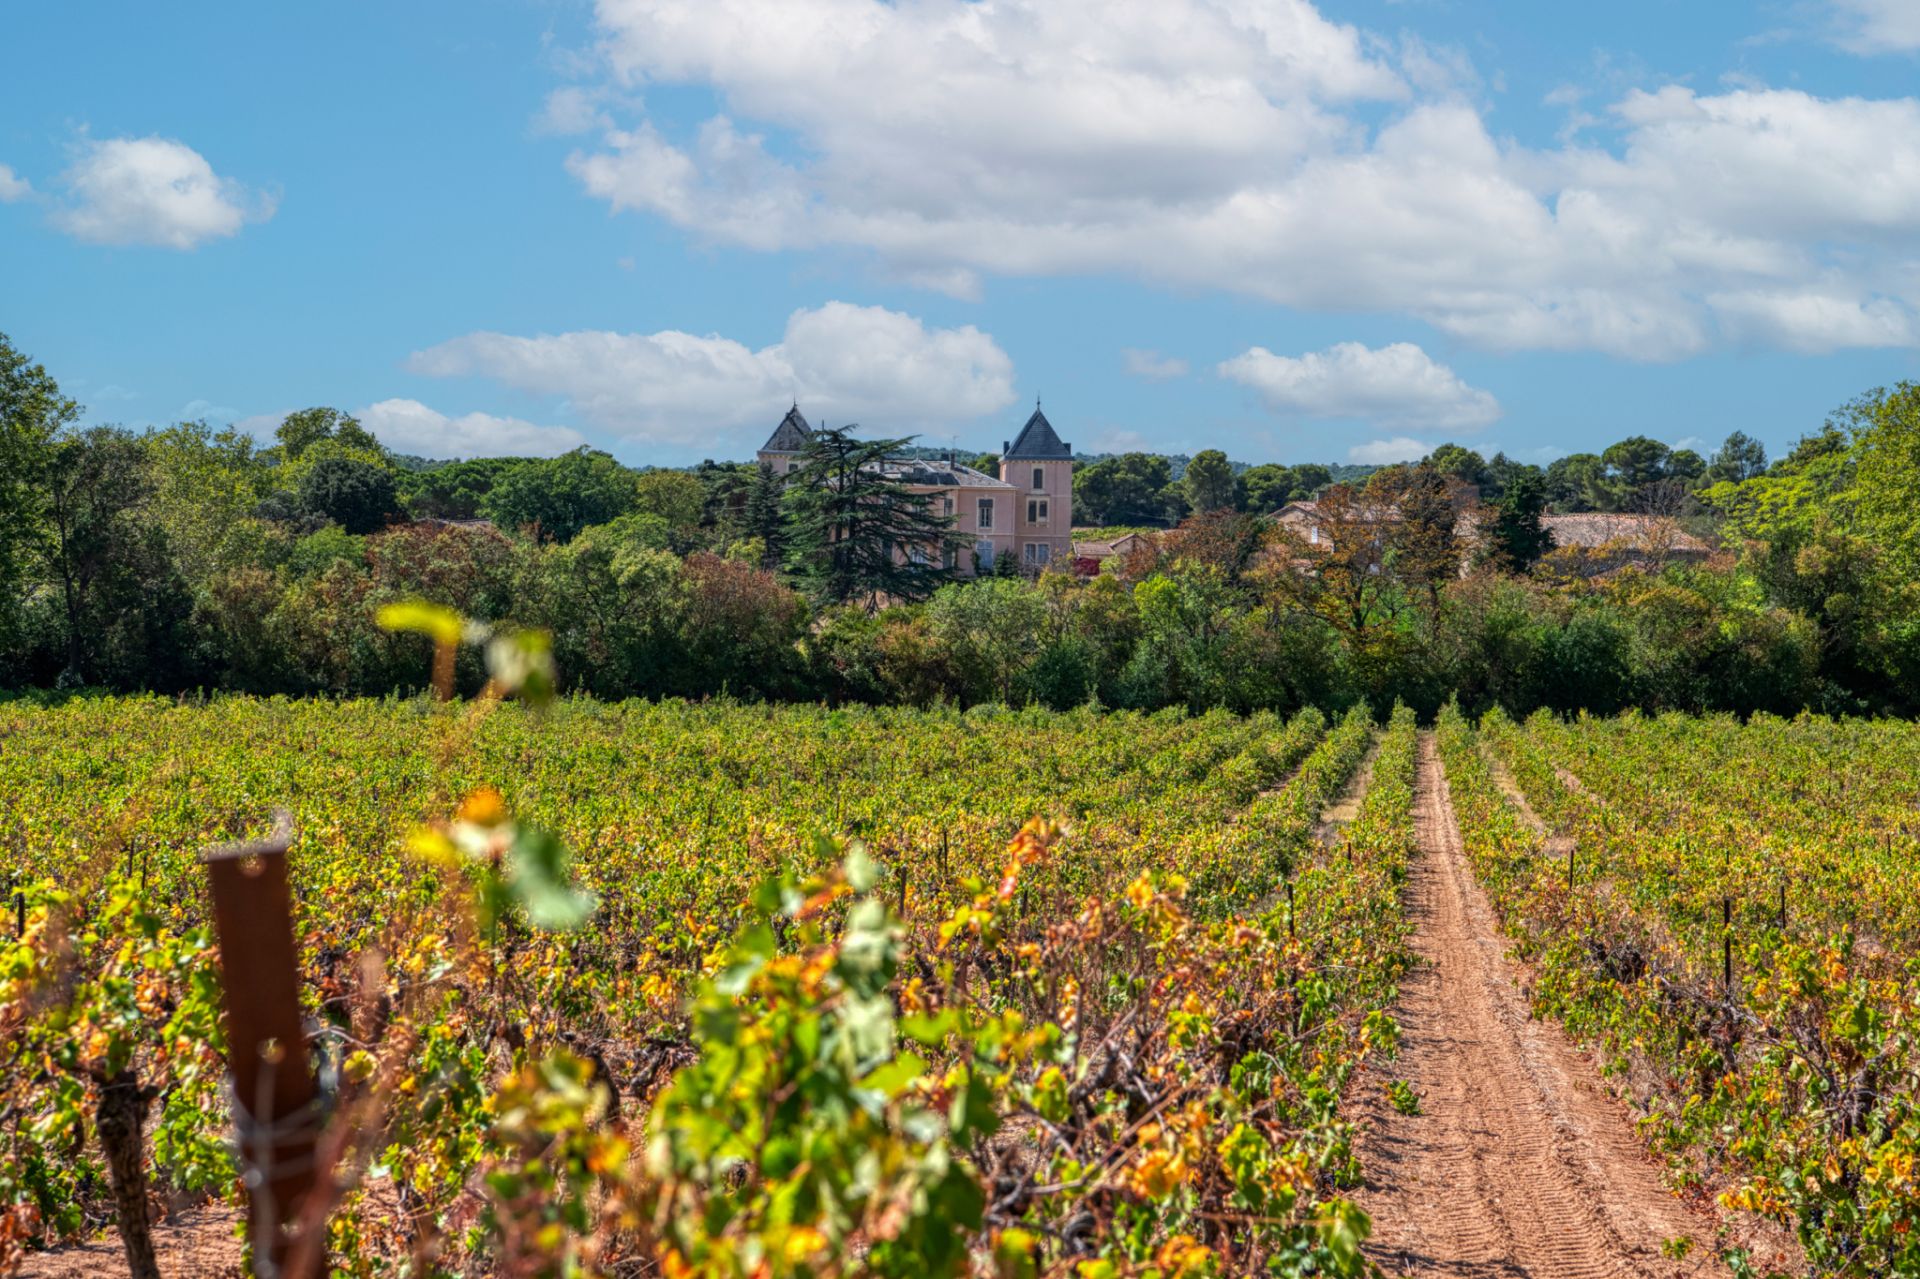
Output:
left=1829, top=0, right=1920, bottom=53
left=1123, top=349, right=1190, bottom=381
left=0, top=165, right=30, bottom=202
left=1708, top=289, right=1915, bottom=352
left=53, top=136, right=273, bottom=248
left=408, top=301, right=1016, bottom=443
left=1218, top=342, right=1502, bottom=430
left=1347, top=437, right=1433, bottom=464
left=357, top=399, right=588, bottom=459
left=554, top=0, right=1920, bottom=359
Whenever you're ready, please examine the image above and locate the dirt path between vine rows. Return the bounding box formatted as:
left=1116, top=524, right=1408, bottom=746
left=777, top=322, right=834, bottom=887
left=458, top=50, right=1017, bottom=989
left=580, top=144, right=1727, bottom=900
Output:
left=1314, top=736, right=1379, bottom=844
left=1349, top=735, right=1721, bottom=1279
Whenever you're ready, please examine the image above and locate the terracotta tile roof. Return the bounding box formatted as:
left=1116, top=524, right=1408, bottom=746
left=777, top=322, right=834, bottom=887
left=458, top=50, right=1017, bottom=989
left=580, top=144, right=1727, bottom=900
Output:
left=1539, top=513, right=1710, bottom=554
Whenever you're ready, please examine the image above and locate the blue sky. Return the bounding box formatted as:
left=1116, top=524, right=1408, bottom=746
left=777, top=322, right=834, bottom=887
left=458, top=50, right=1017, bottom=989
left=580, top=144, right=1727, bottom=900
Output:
left=3, top=0, right=1918, bottom=467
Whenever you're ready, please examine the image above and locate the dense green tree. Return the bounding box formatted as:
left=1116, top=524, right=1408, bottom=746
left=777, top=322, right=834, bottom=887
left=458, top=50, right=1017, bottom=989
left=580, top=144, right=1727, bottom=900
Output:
left=481, top=448, right=637, bottom=543
left=143, top=421, right=274, bottom=581
left=743, top=463, right=787, bottom=569
left=1158, top=481, right=1191, bottom=526
left=694, top=459, right=756, bottom=537
left=1667, top=449, right=1706, bottom=484
left=1589, top=435, right=1701, bottom=512
left=1703, top=425, right=1854, bottom=546
left=926, top=576, right=1048, bottom=703
left=1545, top=453, right=1607, bottom=511
left=782, top=426, right=966, bottom=607
left=635, top=469, right=708, bottom=532
left=1182, top=448, right=1236, bottom=513
left=1238, top=464, right=1297, bottom=513
left=1426, top=444, right=1491, bottom=493
left=1482, top=453, right=1540, bottom=502
left=276, top=407, right=383, bottom=460
left=1476, top=472, right=1554, bottom=573
left=1707, top=431, right=1768, bottom=484
left=1849, top=382, right=1920, bottom=579
left=401, top=458, right=528, bottom=519
left=1291, top=464, right=1332, bottom=495
left=0, top=334, right=76, bottom=654
left=1073, top=453, right=1174, bottom=525
left=297, top=455, right=400, bottom=534
left=36, top=428, right=182, bottom=683
left=676, top=552, right=809, bottom=697
left=1601, top=436, right=1673, bottom=494
left=286, top=525, right=367, bottom=578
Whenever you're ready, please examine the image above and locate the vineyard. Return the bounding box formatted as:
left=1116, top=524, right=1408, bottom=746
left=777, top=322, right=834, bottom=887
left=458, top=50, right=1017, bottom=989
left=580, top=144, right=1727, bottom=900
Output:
left=4, top=634, right=1920, bottom=1277
left=0, top=609, right=1419, bottom=1279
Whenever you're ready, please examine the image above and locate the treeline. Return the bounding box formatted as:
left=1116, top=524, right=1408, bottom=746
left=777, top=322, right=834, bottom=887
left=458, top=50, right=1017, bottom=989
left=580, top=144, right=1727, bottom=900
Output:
left=1071, top=431, right=1769, bottom=527
left=1, top=331, right=1916, bottom=716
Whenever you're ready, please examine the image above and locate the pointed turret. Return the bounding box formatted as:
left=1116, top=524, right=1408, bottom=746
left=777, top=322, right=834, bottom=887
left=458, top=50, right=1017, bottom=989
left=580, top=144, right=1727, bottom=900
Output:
left=1003, top=405, right=1071, bottom=460
left=761, top=404, right=813, bottom=454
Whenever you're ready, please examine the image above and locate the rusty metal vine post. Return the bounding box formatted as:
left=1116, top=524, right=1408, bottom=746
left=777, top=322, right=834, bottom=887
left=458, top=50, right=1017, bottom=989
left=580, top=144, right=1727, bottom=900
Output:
left=201, top=812, right=328, bottom=1277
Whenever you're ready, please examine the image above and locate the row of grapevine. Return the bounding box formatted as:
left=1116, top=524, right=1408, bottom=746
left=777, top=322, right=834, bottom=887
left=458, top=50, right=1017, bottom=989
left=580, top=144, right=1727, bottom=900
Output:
left=1444, top=705, right=1920, bottom=1277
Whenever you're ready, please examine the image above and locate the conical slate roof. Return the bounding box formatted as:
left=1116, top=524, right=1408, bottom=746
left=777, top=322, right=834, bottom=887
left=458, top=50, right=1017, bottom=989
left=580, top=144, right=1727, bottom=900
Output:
left=1003, top=406, right=1071, bottom=459
left=762, top=405, right=813, bottom=452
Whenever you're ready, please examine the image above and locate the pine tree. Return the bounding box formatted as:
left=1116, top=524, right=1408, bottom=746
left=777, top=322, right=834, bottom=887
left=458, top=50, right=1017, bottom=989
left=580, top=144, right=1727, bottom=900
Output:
left=744, top=462, right=787, bottom=569
left=782, top=426, right=967, bottom=608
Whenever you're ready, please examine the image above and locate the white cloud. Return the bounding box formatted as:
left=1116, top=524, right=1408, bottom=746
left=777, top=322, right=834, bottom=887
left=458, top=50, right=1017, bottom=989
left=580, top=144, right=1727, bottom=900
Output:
left=0, top=165, right=30, bottom=202
left=536, top=87, right=607, bottom=135
left=1708, top=288, right=1916, bottom=352
left=1218, top=341, right=1502, bottom=430
left=1829, top=0, right=1920, bottom=53
left=408, top=301, right=1016, bottom=443
left=1348, top=437, right=1432, bottom=464
left=357, top=399, right=588, bottom=459
left=1123, top=348, right=1189, bottom=381
left=555, top=0, right=1920, bottom=359
left=180, top=397, right=240, bottom=421
left=53, top=136, right=273, bottom=249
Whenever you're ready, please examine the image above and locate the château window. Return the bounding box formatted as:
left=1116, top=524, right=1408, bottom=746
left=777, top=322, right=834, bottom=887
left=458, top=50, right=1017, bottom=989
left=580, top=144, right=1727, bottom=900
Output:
left=1027, top=498, right=1048, bottom=525
left=1032, top=466, right=1045, bottom=491
left=1023, top=543, right=1052, bottom=565
left=977, top=498, right=993, bottom=530
left=943, top=495, right=954, bottom=515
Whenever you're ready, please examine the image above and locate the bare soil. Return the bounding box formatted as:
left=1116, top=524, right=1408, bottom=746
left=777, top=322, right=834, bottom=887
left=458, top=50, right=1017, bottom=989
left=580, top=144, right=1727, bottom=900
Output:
left=1314, top=736, right=1380, bottom=844
left=15, top=1205, right=243, bottom=1279
left=1349, top=735, right=1721, bottom=1278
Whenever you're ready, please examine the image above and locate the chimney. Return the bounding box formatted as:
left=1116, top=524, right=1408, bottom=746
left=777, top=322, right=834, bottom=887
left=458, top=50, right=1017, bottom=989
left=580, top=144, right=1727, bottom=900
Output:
left=1002, top=440, right=1010, bottom=454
